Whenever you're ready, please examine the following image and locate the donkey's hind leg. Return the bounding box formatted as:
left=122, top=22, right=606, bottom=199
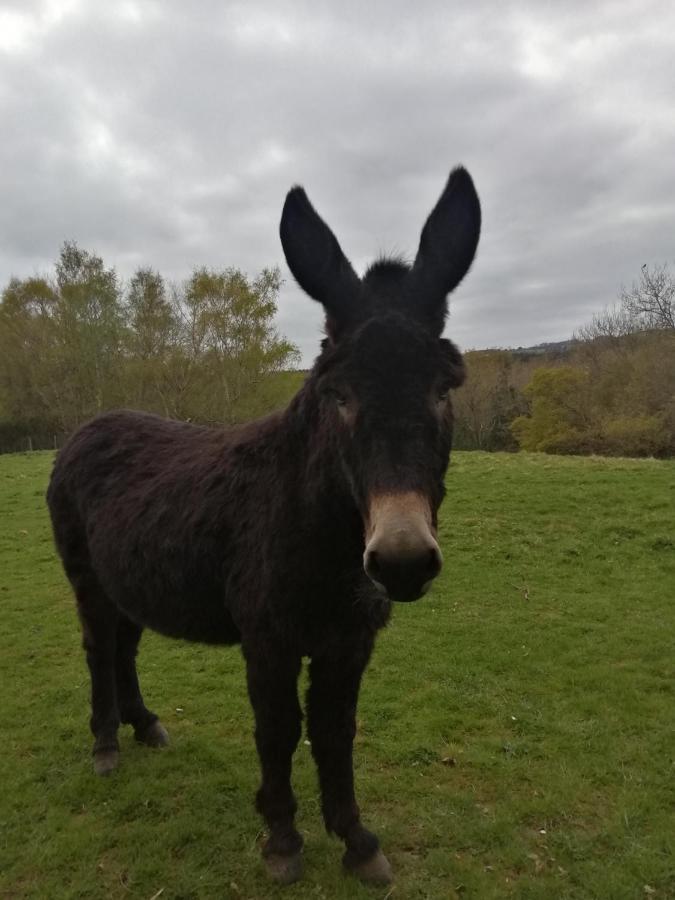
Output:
left=115, top=615, right=169, bottom=748
left=74, top=573, right=121, bottom=775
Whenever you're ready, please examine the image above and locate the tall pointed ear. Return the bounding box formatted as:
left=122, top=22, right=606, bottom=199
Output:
left=408, top=167, right=481, bottom=334
left=280, top=186, right=361, bottom=338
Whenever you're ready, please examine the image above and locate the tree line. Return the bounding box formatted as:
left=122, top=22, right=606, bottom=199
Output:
left=0, top=243, right=299, bottom=452
left=453, top=262, right=675, bottom=457
left=1, top=246, right=673, bottom=457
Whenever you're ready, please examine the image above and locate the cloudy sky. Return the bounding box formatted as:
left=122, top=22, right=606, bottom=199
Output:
left=1, top=0, right=674, bottom=364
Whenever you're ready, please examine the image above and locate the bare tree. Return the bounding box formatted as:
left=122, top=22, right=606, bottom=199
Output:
left=620, top=263, right=674, bottom=330
left=576, top=262, right=675, bottom=344
left=574, top=303, right=635, bottom=342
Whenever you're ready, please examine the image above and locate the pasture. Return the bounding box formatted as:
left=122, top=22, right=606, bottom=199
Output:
left=1, top=450, right=673, bottom=899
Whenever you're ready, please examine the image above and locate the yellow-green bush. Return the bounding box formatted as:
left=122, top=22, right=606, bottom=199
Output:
left=510, top=367, right=593, bottom=452
left=601, top=415, right=670, bottom=457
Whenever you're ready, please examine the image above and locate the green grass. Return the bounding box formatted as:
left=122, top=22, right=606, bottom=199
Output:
left=1, top=451, right=674, bottom=899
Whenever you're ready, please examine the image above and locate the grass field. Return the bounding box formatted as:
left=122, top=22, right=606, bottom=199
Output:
left=1, top=450, right=674, bottom=899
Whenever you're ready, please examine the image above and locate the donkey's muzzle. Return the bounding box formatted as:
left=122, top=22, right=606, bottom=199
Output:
left=363, top=493, right=443, bottom=603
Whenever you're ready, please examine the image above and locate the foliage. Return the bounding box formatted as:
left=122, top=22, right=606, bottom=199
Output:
left=1, top=451, right=674, bottom=898
left=452, top=351, right=528, bottom=451
left=454, top=319, right=674, bottom=459
left=600, top=415, right=670, bottom=457
left=511, top=367, right=593, bottom=453
left=0, top=243, right=299, bottom=438
left=458, top=260, right=675, bottom=458
left=2, top=250, right=674, bottom=459
left=510, top=330, right=675, bottom=456
left=173, top=267, right=299, bottom=424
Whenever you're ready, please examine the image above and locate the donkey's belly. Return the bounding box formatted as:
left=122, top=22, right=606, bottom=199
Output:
left=89, top=522, right=241, bottom=644
left=112, top=580, right=241, bottom=646
left=142, top=601, right=241, bottom=645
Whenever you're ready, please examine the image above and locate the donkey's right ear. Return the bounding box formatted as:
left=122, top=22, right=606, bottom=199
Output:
left=280, top=187, right=361, bottom=336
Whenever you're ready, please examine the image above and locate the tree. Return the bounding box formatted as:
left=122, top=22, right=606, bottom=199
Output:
left=175, top=266, right=299, bottom=423
left=53, top=242, right=126, bottom=424
left=124, top=269, right=178, bottom=414
left=453, top=351, right=526, bottom=450
left=601, top=415, right=670, bottom=457
left=0, top=276, right=61, bottom=425
left=126, top=268, right=175, bottom=360
left=511, top=329, right=675, bottom=457
left=0, top=246, right=301, bottom=442
left=511, top=367, right=594, bottom=453
left=620, top=263, right=674, bottom=331
left=576, top=262, right=675, bottom=342
left=574, top=304, right=635, bottom=342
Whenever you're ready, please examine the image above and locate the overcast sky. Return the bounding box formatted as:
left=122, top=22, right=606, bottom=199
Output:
left=1, top=0, right=674, bottom=365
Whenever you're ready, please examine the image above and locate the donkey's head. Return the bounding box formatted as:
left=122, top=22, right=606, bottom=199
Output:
left=280, top=167, right=480, bottom=602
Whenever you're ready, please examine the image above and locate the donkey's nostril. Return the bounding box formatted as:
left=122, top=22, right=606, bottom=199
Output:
left=364, top=549, right=385, bottom=589
left=426, top=546, right=442, bottom=581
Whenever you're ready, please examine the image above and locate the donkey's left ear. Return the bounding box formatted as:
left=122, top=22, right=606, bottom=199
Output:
left=408, top=167, right=481, bottom=334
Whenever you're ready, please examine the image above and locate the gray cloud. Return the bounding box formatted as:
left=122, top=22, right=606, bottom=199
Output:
left=1, top=0, right=674, bottom=364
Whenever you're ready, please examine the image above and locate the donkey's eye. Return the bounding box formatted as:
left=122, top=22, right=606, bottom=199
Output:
left=328, top=389, right=355, bottom=423
left=324, top=387, right=349, bottom=409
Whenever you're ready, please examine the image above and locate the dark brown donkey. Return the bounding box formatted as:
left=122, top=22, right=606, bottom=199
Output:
left=47, top=166, right=481, bottom=885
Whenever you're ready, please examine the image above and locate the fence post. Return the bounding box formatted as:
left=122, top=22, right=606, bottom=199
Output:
left=27, top=435, right=33, bottom=452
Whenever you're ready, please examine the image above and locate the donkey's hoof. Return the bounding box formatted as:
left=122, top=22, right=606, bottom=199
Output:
left=93, top=748, right=120, bottom=776
left=136, top=720, right=170, bottom=748
left=264, top=851, right=304, bottom=884
left=345, top=848, right=393, bottom=885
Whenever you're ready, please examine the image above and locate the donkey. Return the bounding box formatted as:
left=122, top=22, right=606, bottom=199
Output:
left=47, top=166, right=480, bottom=885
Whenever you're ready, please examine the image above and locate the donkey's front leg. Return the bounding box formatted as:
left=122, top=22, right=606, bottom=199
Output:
left=244, top=643, right=303, bottom=884
left=307, top=638, right=393, bottom=885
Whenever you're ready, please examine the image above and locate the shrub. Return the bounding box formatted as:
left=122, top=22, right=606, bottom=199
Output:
left=600, top=415, right=670, bottom=457
left=510, top=367, right=593, bottom=453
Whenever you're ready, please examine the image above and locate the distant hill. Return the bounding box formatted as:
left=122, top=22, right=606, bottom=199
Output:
left=510, top=339, right=579, bottom=359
